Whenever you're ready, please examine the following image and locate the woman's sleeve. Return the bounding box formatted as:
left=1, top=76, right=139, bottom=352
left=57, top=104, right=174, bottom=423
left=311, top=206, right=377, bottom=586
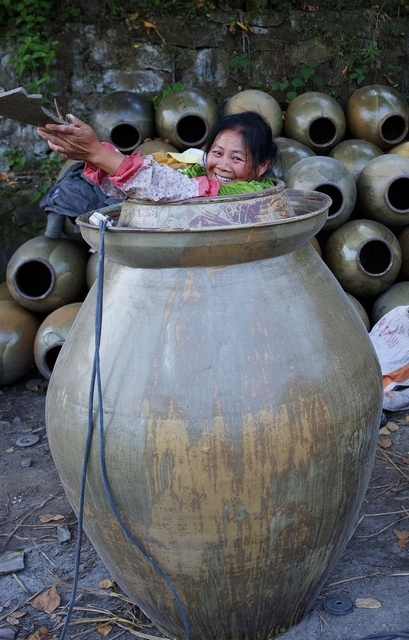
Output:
left=84, top=146, right=219, bottom=201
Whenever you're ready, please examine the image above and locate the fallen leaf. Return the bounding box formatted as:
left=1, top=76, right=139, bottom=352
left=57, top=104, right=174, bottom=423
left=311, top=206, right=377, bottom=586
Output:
left=378, top=437, right=392, bottom=449
left=7, top=609, right=27, bottom=625
left=31, top=585, right=60, bottom=613
left=393, top=529, right=409, bottom=540
left=397, top=539, right=407, bottom=548
left=354, top=597, right=381, bottom=609
left=402, top=457, right=409, bottom=464
left=142, top=19, right=156, bottom=32
left=98, top=578, right=116, bottom=589
left=28, top=627, right=55, bottom=640
left=386, top=421, right=399, bottom=431
left=127, top=12, right=138, bottom=20
left=97, top=623, right=112, bottom=636
left=38, top=514, right=65, bottom=523
left=405, top=415, right=409, bottom=423
left=6, top=448, right=14, bottom=454
left=379, top=426, right=390, bottom=435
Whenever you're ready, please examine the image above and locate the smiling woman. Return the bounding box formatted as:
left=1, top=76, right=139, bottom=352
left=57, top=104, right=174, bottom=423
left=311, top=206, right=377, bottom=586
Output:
left=36, top=111, right=279, bottom=205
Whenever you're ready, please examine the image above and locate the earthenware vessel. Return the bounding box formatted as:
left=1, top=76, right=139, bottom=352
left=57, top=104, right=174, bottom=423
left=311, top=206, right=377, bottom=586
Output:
left=356, top=154, right=409, bottom=228
left=0, top=281, right=13, bottom=301
left=85, top=251, right=99, bottom=289
left=6, top=236, right=87, bottom=313
left=155, top=88, right=219, bottom=151
left=324, top=219, right=402, bottom=297
left=0, top=300, right=40, bottom=386
left=329, top=139, right=384, bottom=181
left=345, top=293, right=371, bottom=331
left=310, top=235, right=322, bottom=256
left=285, top=156, right=356, bottom=231
left=46, top=189, right=382, bottom=640
left=90, top=91, right=156, bottom=153
left=34, top=302, right=82, bottom=380
left=398, top=225, right=409, bottom=279
left=346, top=85, right=409, bottom=150
left=272, top=136, right=316, bottom=181
left=371, top=281, right=409, bottom=325
left=283, top=91, right=346, bottom=154
left=223, top=89, right=283, bottom=137
left=135, top=140, right=179, bottom=155
left=387, top=141, right=409, bottom=158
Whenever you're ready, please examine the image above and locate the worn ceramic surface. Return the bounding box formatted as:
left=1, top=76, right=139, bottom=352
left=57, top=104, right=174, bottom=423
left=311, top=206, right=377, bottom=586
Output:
left=89, top=91, right=155, bottom=153
left=155, top=88, right=219, bottom=151
left=222, top=89, right=283, bottom=137
left=283, top=91, right=346, bottom=154
left=346, top=292, right=371, bottom=331
left=0, top=280, right=13, bottom=301
left=33, top=302, right=82, bottom=380
left=135, top=140, right=179, bottom=155
left=272, top=136, right=316, bottom=181
left=324, top=218, right=402, bottom=297
left=77, top=190, right=331, bottom=268
left=371, top=281, right=409, bottom=325
left=284, top=156, right=356, bottom=231
left=0, top=300, right=40, bottom=386
left=387, top=141, right=409, bottom=158
left=47, top=196, right=382, bottom=639
left=357, top=154, right=409, bottom=228
left=346, top=85, right=409, bottom=150
left=6, top=236, right=87, bottom=313
left=398, top=225, right=409, bottom=279
left=329, top=139, right=384, bottom=181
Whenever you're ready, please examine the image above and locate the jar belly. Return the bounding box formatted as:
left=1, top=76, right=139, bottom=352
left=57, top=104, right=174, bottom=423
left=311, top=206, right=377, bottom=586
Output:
left=46, top=244, right=382, bottom=640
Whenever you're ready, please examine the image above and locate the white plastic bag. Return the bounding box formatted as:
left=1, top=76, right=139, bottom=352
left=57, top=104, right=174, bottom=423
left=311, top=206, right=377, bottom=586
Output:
left=369, top=305, right=409, bottom=411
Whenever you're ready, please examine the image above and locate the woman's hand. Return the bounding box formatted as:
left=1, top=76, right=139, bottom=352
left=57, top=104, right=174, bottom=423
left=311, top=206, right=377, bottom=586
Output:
left=37, top=114, right=125, bottom=175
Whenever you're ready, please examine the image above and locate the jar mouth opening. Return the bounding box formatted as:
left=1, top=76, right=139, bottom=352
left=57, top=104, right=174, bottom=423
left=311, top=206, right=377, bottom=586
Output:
left=357, top=238, right=394, bottom=277
left=306, top=117, right=339, bottom=148
left=12, top=258, right=55, bottom=300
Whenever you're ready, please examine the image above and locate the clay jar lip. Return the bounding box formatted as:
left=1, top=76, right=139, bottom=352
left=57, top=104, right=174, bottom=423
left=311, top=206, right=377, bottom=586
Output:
left=384, top=175, right=409, bottom=214
left=356, top=237, right=394, bottom=277
left=378, top=112, right=409, bottom=146
left=109, top=121, right=142, bottom=153
left=13, top=258, right=56, bottom=300
left=312, top=181, right=345, bottom=220
left=175, top=113, right=209, bottom=148
left=305, top=116, right=339, bottom=149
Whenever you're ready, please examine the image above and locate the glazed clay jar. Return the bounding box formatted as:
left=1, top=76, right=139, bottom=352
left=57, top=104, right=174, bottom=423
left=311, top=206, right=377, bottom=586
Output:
left=46, top=189, right=383, bottom=640
left=89, top=91, right=156, bottom=154
left=222, top=89, right=283, bottom=137
left=356, top=154, right=409, bottom=228
left=155, top=88, right=219, bottom=151
left=346, top=85, right=409, bottom=150
left=34, top=302, right=82, bottom=380
left=371, top=281, right=409, bottom=325
left=6, top=236, right=87, bottom=313
left=0, top=300, right=40, bottom=386
left=329, top=139, right=384, bottom=182
left=284, top=156, right=357, bottom=231
left=324, top=219, right=402, bottom=298
left=398, top=225, right=409, bottom=279
left=283, top=91, right=346, bottom=154
left=272, top=136, right=316, bottom=182
left=346, top=293, right=371, bottom=331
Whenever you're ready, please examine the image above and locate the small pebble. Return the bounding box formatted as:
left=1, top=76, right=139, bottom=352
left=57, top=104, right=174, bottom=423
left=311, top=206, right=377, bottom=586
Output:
left=12, top=417, right=22, bottom=424
left=20, top=458, right=32, bottom=468
left=0, top=628, right=16, bottom=639
left=57, top=524, right=71, bottom=543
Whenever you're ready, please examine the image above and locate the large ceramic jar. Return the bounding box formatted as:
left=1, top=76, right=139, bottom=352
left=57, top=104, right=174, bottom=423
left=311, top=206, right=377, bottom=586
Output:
left=346, top=85, right=409, bottom=150
left=371, top=281, right=409, bottom=325
left=324, top=219, right=402, bottom=297
left=357, top=154, right=409, bottom=228
left=272, top=136, right=316, bottom=181
left=6, top=236, right=87, bottom=313
left=329, top=139, right=384, bottom=181
left=34, top=302, right=82, bottom=380
left=283, top=91, right=346, bottom=154
left=89, top=91, right=156, bottom=154
left=46, top=190, right=382, bottom=640
left=155, top=88, right=219, bottom=151
left=285, top=156, right=357, bottom=231
left=0, top=300, right=40, bottom=386
left=223, top=89, right=283, bottom=137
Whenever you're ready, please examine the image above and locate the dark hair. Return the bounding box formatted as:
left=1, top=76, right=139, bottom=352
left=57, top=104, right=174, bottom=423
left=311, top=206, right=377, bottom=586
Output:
left=205, top=111, right=279, bottom=179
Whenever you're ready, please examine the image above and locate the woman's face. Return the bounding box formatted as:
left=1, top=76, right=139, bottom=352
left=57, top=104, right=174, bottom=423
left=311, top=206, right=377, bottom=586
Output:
left=206, top=130, right=268, bottom=184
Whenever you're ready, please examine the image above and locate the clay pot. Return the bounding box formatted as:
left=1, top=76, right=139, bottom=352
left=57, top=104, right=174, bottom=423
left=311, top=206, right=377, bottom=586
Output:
left=329, top=139, right=384, bottom=182
left=86, top=251, right=99, bottom=289
left=273, top=136, right=316, bottom=181
left=6, top=236, right=87, bottom=313
left=46, top=190, right=382, bottom=640
left=387, top=141, right=409, bottom=158
left=62, top=215, right=88, bottom=245
left=155, top=88, right=219, bottom=151
left=135, top=140, right=179, bottom=155
left=324, top=219, right=402, bottom=297
left=285, top=156, right=357, bottom=231
left=346, top=85, right=409, bottom=150
left=398, top=225, right=409, bottom=279
left=34, top=302, right=82, bottom=380
left=90, top=91, right=156, bottom=153
left=283, top=91, right=346, bottom=154
left=371, top=281, right=409, bottom=325
left=356, top=154, right=409, bottom=228
left=0, top=300, right=40, bottom=386
left=0, top=281, right=13, bottom=301
left=222, top=89, right=283, bottom=137
left=310, top=235, right=322, bottom=256
left=345, top=293, right=371, bottom=331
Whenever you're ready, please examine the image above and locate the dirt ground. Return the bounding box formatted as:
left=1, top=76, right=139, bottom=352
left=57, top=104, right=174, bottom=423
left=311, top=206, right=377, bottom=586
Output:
left=0, top=368, right=408, bottom=640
